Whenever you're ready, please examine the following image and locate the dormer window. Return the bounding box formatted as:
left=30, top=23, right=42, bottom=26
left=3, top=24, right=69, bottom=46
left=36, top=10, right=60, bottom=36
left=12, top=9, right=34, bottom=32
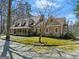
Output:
left=21, top=22, right=26, bottom=26
left=15, top=22, right=20, bottom=27
left=29, top=19, right=34, bottom=26
left=21, top=20, right=26, bottom=26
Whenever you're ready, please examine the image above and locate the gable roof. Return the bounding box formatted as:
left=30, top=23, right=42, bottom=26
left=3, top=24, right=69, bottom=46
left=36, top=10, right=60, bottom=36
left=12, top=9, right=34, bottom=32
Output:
left=47, top=17, right=66, bottom=25
left=10, top=16, right=41, bottom=29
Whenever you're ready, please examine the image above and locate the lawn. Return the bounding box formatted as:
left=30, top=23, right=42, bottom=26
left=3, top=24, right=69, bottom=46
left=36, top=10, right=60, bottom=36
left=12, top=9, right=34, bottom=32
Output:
left=10, top=36, right=74, bottom=46
left=1, top=35, right=79, bottom=52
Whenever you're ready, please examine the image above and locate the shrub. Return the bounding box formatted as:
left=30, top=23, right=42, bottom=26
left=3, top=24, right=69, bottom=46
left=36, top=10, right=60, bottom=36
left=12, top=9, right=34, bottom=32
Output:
left=62, top=32, right=75, bottom=39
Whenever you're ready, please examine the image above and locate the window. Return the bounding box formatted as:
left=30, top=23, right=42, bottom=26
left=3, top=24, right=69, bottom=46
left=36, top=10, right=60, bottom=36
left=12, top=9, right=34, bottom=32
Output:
left=21, top=22, right=26, bottom=26
left=46, top=29, right=48, bottom=32
left=15, top=22, right=20, bottom=27
left=39, top=28, right=41, bottom=32
left=14, top=29, right=16, bottom=34
left=55, top=28, right=58, bottom=32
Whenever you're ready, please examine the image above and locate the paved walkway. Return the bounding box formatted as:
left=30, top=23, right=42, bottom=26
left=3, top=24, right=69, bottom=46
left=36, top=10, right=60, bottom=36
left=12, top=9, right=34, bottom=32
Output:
left=0, top=40, right=79, bottom=59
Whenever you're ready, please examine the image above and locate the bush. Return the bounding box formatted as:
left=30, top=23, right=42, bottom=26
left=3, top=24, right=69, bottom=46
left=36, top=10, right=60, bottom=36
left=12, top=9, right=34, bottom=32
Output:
left=62, top=32, right=75, bottom=39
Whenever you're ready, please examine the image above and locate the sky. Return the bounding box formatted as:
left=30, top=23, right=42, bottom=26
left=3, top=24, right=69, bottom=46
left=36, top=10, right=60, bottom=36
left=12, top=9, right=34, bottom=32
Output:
left=12, top=0, right=78, bottom=24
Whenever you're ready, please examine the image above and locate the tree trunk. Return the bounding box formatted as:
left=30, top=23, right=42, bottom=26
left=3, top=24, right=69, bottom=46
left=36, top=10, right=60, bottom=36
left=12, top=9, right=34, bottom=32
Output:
left=6, top=0, right=12, bottom=40
left=0, top=2, right=3, bottom=34
left=39, top=19, right=48, bottom=43
left=39, top=33, right=42, bottom=43
left=39, top=22, right=45, bottom=43
left=1, top=15, right=3, bottom=33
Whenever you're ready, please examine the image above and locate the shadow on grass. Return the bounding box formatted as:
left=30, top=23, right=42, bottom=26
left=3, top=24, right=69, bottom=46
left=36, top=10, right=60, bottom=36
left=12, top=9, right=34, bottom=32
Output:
left=1, top=39, right=32, bottom=59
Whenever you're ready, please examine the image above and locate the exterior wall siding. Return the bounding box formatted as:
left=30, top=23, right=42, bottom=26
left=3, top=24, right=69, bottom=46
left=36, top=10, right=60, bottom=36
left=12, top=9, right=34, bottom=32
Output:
left=45, top=25, right=62, bottom=37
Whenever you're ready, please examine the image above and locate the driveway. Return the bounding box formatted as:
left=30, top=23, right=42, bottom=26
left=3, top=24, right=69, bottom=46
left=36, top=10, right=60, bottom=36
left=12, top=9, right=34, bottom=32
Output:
left=0, top=40, right=79, bottom=59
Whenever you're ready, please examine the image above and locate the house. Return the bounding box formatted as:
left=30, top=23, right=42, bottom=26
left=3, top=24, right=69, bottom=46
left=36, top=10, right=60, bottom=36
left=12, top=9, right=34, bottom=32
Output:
left=10, top=16, right=41, bottom=36
left=10, top=16, right=68, bottom=37
left=44, top=17, right=68, bottom=37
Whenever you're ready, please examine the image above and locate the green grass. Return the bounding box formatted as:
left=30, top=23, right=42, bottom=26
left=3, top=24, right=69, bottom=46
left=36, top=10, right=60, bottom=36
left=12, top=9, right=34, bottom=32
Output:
left=10, top=36, right=74, bottom=46
left=1, top=35, right=79, bottom=52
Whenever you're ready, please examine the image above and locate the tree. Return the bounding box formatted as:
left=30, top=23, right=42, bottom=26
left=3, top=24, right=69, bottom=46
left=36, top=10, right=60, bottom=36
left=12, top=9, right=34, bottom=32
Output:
left=72, top=0, right=79, bottom=37
left=25, top=2, right=31, bottom=17
left=33, top=0, right=64, bottom=43
left=6, top=0, right=12, bottom=39
left=38, top=15, right=45, bottom=43
left=75, top=0, right=79, bottom=18
left=16, top=1, right=31, bottom=19
left=11, top=1, right=31, bottom=24
left=0, top=0, right=8, bottom=34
